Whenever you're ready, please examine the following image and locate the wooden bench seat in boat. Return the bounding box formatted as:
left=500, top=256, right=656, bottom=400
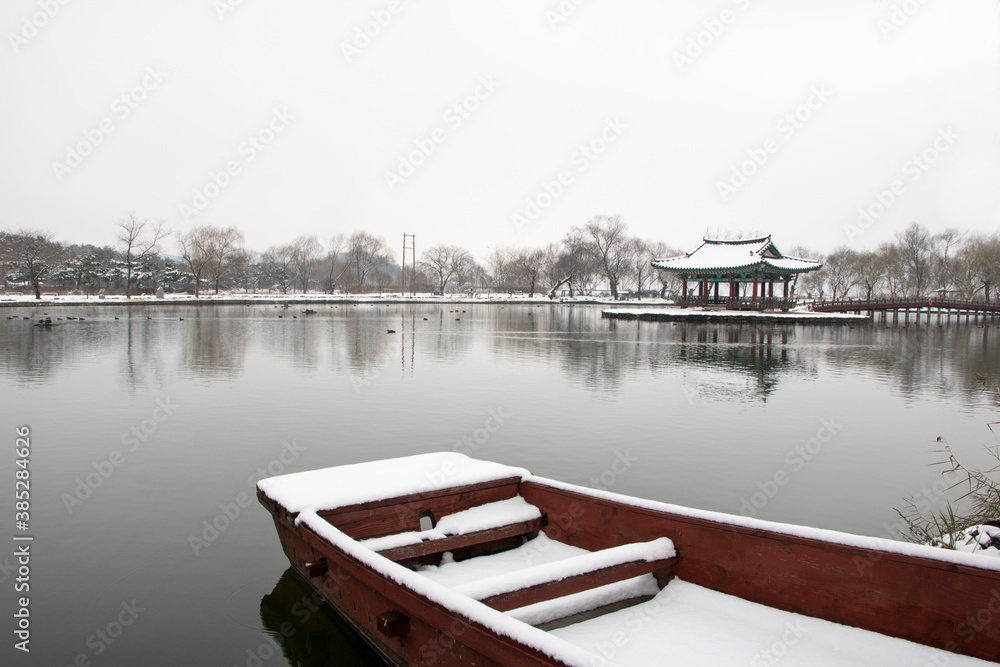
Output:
left=452, top=538, right=677, bottom=612
left=335, top=489, right=546, bottom=563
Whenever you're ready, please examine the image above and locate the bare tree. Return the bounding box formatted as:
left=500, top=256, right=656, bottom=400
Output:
left=420, top=244, right=474, bottom=295
left=226, top=247, right=253, bottom=291
left=629, top=238, right=656, bottom=300
left=544, top=228, right=600, bottom=298
left=207, top=226, right=246, bottom=294
left=115, top=213, right=167, bottom=297
left=823, top=247, right=857, bottom=300
left=789, top=245, right=825, bottom=300
left=486, top=246, right=517, bottom=294
left=324, top=234, right=351, bottom=293
left=880, top=242, right=908, bottom=298
left=583, top=215, right=634, bottom=300
left=932, top=228, right=964, bottom=295
left=262, top=244, right=295, bottom=293
left=853, top=250, right=885, bottom=300
left=896, top=222, right=932, bottom=296
left=513, top=247, right=545, bottom=298
left=346, top=231, right=390, bottom=291
left=178, top=225, right=245, bottom=296
left=1, top=230, right=64, bottom=299
left=178, top=227, right=215, bottom=297
left=649, top=241, right=683, bottom=299
left=290, top=234, right=323, bottom=293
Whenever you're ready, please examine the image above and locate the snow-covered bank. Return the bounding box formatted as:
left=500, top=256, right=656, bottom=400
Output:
left=602, top=307, right=870, bottom=324
left=0, top=292, right=678, bottom=308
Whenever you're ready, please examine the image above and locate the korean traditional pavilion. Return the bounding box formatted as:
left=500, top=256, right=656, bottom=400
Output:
left=651, top=236, right=822, bottom=311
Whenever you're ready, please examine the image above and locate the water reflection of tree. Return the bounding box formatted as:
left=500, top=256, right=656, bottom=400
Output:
left=0, top=310, right=117, bottom=382
left=822, top=324, right=1000, bottom=401
left=259, top=568, right=385, bottom=667
left=180, top=308, right=248, bottom=378
left=119, top=310, right=171, bottom=391
left=672, top=324, right=812, bottom=402
left=485, top=308, right=815, bottom=401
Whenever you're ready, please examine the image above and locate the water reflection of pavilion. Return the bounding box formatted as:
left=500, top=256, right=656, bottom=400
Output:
left=674, top=324, right=809, bottom=402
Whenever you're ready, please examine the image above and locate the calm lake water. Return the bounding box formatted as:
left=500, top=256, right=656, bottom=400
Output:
left=2, top=302, right=999, bottom=666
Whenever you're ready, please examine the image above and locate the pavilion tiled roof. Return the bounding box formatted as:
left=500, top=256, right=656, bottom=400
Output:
left=651, top=236, right=822, bottom=276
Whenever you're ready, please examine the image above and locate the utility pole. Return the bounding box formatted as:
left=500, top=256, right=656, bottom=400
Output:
left=401, top=234, right=415, bottom=296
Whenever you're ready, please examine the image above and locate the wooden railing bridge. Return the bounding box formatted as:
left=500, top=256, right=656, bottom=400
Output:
left=811, top=297, right=1000, bottom=322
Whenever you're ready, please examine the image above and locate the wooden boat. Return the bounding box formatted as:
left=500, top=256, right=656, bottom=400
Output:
left=256, top=453, right=1000, bottom=666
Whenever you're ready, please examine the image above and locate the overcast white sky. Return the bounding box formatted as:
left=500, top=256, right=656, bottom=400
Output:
left=2, top=0, right=998, bottom=262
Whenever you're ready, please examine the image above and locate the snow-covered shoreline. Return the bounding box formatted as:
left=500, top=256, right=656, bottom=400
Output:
left=0, top=292, right=678, bottom=308
left=603, top=307, right=870, bottom=324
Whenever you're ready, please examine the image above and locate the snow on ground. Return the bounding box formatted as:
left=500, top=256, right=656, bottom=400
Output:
left=550, top=578, right=993, bottom=667
left=602, top=307, right=869, bottom=322
left=0, top=291, right=673, bottom=306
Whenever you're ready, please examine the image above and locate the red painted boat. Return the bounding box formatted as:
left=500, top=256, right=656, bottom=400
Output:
left=256, top=453, right=1000, bottom=666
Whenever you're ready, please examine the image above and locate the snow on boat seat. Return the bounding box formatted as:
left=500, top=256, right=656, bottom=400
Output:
left=450, top=537, right=677, bottom=612
left=360, top=496, right=545, bottom=562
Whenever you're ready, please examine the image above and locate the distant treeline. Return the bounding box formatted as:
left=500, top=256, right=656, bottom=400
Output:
left=2, top=215, right=997, bottom=302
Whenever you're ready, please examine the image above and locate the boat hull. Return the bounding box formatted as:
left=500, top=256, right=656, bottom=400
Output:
left=259, top=463, right=1000, bottom=665
left=267, top=511, right=565, bottom=667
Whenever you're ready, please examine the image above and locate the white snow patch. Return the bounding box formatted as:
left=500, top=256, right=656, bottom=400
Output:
left=938, top=524, right=1000, bottom=557
left=418, top=533, right=588, bottom=589
left=434, top=496, right=542, bottom=535
left=602, top=307, right=868, bottom=321
left=454, top=538, right=674, bottom=602
left=550, top=579, right=993, bottom=666
left=359, top=497, right=542, bottom=551
left=257, top=452, right=527, bottom=514
left=507, top=576, right=661, bottom=628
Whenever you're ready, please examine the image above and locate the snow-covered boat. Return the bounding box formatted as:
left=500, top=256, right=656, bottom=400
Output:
left=256, top=453, right=1000, bottom=666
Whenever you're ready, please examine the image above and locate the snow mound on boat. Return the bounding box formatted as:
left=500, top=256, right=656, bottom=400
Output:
left=257, top=452, right=529, bottom=514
